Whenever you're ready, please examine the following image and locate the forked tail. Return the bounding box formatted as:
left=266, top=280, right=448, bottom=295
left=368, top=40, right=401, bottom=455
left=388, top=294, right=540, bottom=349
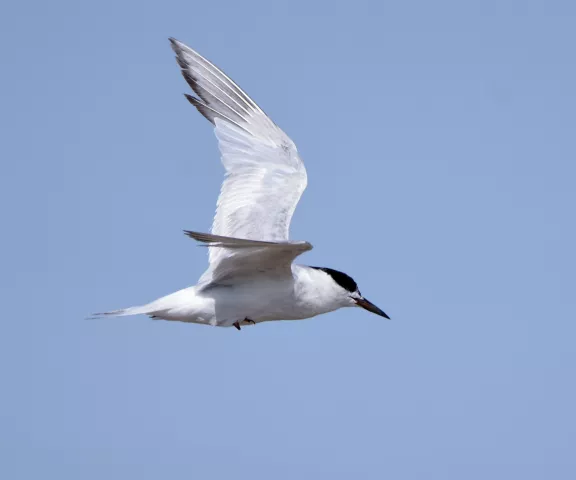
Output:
left=88, top=304, right=153, bottom=319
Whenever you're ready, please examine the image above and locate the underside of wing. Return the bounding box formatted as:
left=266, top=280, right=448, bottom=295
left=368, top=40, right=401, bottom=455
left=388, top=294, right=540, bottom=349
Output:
left=169, top=39, right=308, bottom=271
left=185, top=230, right=313, bottom=284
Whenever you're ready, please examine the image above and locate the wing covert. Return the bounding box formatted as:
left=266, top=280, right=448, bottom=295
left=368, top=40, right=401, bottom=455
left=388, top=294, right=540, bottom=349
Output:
left=185, top=230, right=312, bottom=285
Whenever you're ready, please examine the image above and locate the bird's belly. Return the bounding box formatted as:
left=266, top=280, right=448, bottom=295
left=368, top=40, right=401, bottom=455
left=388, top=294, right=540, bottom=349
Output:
left=211, top=285, right=340, bottom=326
left=210, top=279, right=306, bottom=325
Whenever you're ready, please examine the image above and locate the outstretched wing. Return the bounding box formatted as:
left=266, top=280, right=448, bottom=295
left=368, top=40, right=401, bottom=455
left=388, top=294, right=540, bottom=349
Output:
left=169, top=39, right=308, bottom=273
left=185, top=231, right=312, bottom=284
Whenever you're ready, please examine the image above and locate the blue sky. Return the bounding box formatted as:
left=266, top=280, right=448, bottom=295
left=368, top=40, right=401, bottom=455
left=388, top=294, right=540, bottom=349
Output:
left=1, top=1, right=575, bottom=478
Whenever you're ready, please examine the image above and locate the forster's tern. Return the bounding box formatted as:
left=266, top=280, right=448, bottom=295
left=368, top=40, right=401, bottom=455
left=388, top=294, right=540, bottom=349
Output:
left=94, top=38, right=390, bottom=329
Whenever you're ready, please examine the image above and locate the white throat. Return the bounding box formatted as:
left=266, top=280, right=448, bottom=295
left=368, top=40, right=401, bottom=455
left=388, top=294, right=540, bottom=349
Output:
left=291, top=265, right=355, bottom=318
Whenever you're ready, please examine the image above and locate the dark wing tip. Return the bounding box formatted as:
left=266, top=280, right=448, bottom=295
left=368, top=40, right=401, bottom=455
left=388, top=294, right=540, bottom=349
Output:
left=183, top=230, right=213, bottom=242
left=168, top=37, right=181, bottom=50
left=183, top=94, right=217, bottom=125
left=169, top=38, right=189, bottom=69
left=183, top=229, right=197, bottom=239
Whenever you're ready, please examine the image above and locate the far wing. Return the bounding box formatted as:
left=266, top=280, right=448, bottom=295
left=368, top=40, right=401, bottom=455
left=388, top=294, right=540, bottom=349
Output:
left=170, top=39, right=308, bottom=272
left=185, top=231, right=312, bottom=284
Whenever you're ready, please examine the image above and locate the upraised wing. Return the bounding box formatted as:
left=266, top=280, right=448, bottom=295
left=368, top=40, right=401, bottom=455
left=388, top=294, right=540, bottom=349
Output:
left=170, top=39, right=308, bottom=276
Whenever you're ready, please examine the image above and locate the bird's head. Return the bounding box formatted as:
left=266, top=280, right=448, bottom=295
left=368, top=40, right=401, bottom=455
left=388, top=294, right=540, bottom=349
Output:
left=310, top=267, right=390, bottom=319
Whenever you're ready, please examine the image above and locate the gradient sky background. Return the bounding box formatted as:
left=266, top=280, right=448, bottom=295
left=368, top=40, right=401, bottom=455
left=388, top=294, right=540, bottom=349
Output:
left=1, top=1, right=575, bottom=478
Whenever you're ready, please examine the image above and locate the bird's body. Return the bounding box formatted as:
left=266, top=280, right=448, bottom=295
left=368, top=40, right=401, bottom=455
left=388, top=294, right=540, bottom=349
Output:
left=107, top=265, right=352, bottom=327
left=93, top=38, right=390, bottom=328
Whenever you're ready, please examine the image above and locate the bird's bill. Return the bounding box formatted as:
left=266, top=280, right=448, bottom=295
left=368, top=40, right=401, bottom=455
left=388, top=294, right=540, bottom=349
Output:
left=355, top=297, right=390, bottom=319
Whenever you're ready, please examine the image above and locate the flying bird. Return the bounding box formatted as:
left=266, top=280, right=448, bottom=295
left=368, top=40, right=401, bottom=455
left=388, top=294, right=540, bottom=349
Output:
left=93, top=38, right=390, bottom=330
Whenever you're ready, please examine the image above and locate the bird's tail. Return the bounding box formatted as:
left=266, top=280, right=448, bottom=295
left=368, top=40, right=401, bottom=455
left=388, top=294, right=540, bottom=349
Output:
left=89, top=287, right=197, bottom=321
left=88, top=304, right=154, bottom=319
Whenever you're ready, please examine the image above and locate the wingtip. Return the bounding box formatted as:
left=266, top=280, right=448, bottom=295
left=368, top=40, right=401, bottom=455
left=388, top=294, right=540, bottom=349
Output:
left=169, top=37, right=185, bottom=55
left=183, top=229, right=207, bottom=241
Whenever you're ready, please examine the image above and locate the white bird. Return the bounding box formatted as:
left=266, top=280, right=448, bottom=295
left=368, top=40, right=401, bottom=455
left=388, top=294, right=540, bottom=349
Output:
left=93, top=38, right=390, bottom=330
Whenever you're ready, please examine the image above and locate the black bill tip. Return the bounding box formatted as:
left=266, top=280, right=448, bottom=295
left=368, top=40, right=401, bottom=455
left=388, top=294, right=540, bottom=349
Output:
left=355, top=297, right=391, bottom=319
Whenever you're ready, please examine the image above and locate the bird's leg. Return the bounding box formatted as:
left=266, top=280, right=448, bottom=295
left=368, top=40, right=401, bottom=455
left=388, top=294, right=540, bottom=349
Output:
left=233, top=318, right=255, bottom=330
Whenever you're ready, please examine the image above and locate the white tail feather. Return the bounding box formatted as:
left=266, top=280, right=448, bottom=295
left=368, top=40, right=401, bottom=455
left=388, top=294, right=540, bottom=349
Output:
left=88, top=305, right=152, bottom=319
